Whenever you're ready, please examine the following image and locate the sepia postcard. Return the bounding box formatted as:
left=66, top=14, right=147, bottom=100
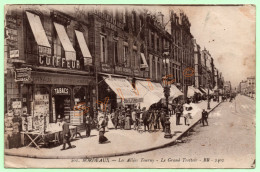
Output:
left=3, top=4, right=256, bottom=168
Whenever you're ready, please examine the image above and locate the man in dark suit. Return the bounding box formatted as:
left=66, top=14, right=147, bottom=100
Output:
left=61, top=117, right=72, bottom=150
left=175, top=104, right=182, bottom=125
left=142, top=108, right=150, bottom=132
left=201, top=109, right=209, bottom=126
left=160, top=109, right=166, bottom=132
left=85, top=115, right=92, bottom=137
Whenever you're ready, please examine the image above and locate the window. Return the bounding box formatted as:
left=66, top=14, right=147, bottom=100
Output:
left=132, top=11, right=136, bottom=32
left=53, top=28, right=63, bottom=58
left=114, top=41, right=118, bottom=65
left=151, top=32, right=154, bottom=49
left=26, top=23, right=38, bottom=55
left=139, top=16, right=143, bottom=31
left=123, top=46, right=129, bottom=67
left=123, top=8, right=126, bottom=24
left=157, top=37, right=160, bottom=52
left=152, top=57, right=156, bottom=79
left=100, top=35, right=107, bottom=63
left=157, top=60, right=160, bottom=79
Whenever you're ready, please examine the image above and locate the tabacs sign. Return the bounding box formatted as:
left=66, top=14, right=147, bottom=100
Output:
left=53, top=87, right=70, bottom=95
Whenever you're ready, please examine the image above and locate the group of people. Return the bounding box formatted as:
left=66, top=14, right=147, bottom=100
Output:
left=61, top=95, right=215, bottom=150
left=101, top=107, right=168, bottom=132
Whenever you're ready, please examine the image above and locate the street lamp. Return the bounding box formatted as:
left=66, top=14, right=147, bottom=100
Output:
left=162, top=51, right=171, bottom=117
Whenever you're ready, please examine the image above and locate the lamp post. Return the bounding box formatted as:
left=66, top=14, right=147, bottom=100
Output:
left=163, top=51, right=170, bottom=117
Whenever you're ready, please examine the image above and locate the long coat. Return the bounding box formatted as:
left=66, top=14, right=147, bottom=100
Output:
left=62, top=122, right=71, bottom=144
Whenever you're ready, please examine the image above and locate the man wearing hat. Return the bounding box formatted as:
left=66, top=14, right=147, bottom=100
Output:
left=61, top=117, right=73, bottom=150
left=155, top=110, right=160, bottom=130
left=160, top=108, right=166, bottom=132
left=201, top=109, right=209, bottom=126
left=125, top=109, right=131, bottom=130
left=142, top=107, right=149, bottom=132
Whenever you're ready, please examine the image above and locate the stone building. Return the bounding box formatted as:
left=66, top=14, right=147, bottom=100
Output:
left=5, top=5, right=95, bottom=123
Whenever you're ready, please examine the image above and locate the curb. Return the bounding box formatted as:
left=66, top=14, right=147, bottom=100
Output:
left=5, top=102, right=223, bottom=159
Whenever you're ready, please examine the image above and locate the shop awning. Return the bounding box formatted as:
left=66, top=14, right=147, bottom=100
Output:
left=136, top=80, right=164, bottom=109
left=199, top=87, right=207, bottom=94
left=54, top=22, right=76, bottom=60
left=103, top=77, right=143, bottom=104
left=169, top=84, right=183, bottom=100
left=213, top=86, right=218, bottom=91
left=187, top=86, right=196, bottom=98
left=75, top=30, right=92, bottom=65
left=140, top=53, right=149, bottom=68
left=193, top=87, right=203, bottom=94
left=26, top=12, right=50, bottom=48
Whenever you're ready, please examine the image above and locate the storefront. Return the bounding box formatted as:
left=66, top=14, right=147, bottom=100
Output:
left=135, top=80, right=164, bottom=109
left=98, top=75, right=143, bottom=111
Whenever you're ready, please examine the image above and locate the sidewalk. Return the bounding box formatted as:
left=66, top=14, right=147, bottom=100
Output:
left=5, top=100, right=221, bottom=159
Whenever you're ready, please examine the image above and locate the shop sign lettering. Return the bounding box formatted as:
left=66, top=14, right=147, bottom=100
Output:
left=15, top=67, right=32, bottom=82
left=53, top=87, right=70, bottom=95
left=12, top=101, right=22, bottom=109
left=10, top=50, right=19, bottom=58
left=38, top=55, right=80, bottom=69
left=101, top=63, right=113, bottom=72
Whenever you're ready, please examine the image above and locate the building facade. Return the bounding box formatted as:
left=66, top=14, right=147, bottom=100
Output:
left=5, top=6, right=96, bottom=125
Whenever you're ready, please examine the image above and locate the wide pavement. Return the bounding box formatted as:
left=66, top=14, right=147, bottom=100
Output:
left=5, top=100, right=220, bottom=159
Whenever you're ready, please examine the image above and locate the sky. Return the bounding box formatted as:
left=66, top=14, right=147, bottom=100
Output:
left=164, top=5, right=256, bottom=87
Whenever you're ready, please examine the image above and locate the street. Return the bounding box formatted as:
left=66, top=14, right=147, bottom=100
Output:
left=114, top=94, right=256, bottom=168
left=5, top=95, right=255, bottom=168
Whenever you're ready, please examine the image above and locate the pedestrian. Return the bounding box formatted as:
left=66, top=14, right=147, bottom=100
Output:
left=148, top=110, right=155, bottom=132
left=201, top=109, right=209, bottom=126
left=142, top=108, right=150, bottom=132
left=114, top=108, right=119, bottom=129
left=175, top=104, right=181, bottom=125
left=118, top=110, right=125, bottom=130
left=98, top=116, right=109, bottom=144
left=131, top=108, right=137, bottom=130
left=160, top=109, right=166, bottom=132
left=61, top=117, right=73, bottom=150
left=155, top=110, right=160, bottom=130
left=183, top=101, right=192, bottom=126
left=110, top=109, right=115, bottom=126
left=85, top=115, right=92, bottom=137
left=124, top=110, right=131, bottom=130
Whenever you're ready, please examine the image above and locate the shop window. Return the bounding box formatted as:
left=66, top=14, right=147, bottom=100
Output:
left=33, top=86, right=50, bottom=128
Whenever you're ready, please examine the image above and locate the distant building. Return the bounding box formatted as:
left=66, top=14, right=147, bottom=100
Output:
left=247, top=76, right=255, bottom=98
left=239, top=80, right=247, bottom=95
left=224, top=81, right=232, bottom=94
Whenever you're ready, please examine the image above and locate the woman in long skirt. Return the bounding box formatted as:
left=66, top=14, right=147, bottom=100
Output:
left=98, top=116, right=108, bottom=144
